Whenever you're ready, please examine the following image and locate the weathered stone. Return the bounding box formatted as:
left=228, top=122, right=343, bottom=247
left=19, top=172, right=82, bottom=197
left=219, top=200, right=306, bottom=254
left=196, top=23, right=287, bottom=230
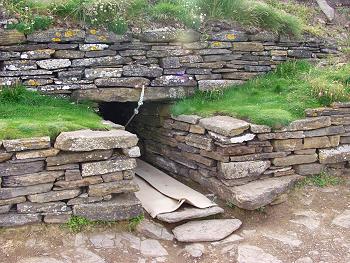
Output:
left=16, top=148, right=59, bottom=160
left=173, top=219, right=242, bottom=242
left=233, top=42, right=264, bottom=51
left=195, top=49, right=231, bottom=55
left=0, top=196, right=26, bottom=206
left=190, top=124, right=206, bottom=134
left=185, top=134, right=214, bottom=151
left=0, top=213, right=42, bottom=227
left=47, top=164, right=79, bottom=171
left=37, top=59, right=71, bottom=70
left=139, top=28, right=200, bottom=43
left=209, top=31, right=249, bottom=42
left=273, top=154, right=318, bottom=166
left=209, top=132, right=255, bottom=144
left=54, top=50, right=84, bottom=59
left=54, top=130, right=138, bottom=151
left=85, top=30, right=132, bottom=43
left=304, top=125, right=345, bottom=137
left=73, top=193, right=142, bottom=221
left=82, top=158, right=136, bottom=177
left=21, top=49, right=55, bottom=59
left=303, top=136, right=340, bottom=149
left=332, top=210, right=350, bottom=229
left=0, top=204, right=12, bottom=214
left=65, top=170, right=82, bottom=181
left=122, top=146, right=141, bottom=158
left=47, top=150, right=113, bottom=166
left=2, top=171, right=63, bottom=187
left=0, top=51, right=21, bottom=60
left=95, top=77, right=150, bottom=88
left=319, top=145, right=350, bottom=164
left=219, top=161, right=270, bottom=180
left=88, top=180, right=139, bottom=197
left=172, top=115, right=201, bottom=124
left=44, top=214, right=71, bottom=224
left=231, top=175, right=301, bottom=210
left=0, top=161, right=45, bottom=177
left=28, top=189, right=82, bottom=203
left=54, top=176, right=103, bottom=190
left=0, top=152, right=13, bottom=162
left=179, top=55, right=203, bottom=63
left=0, top=29, right=26, bottom=45
left=185, top=243, right=205, bottom=258
left=250, top=124, right=271, bottom=133
left=3, top=137, right=50, bottom=152
left=0, top=183, right=53, bottom=200
left=17, top=201, right=70, bottom=214
left=85, top=68, right=123, bottom=80
left=288, top=50, right=313, bottom=58
left=71, top=56, right=126, bottom=67
left=23, top=78, right=54, bottom=86
left=258, top=131, right=304, bottom=140
left=157, top=206, right=224, bottom=223
left=123, top=65, right=163, bottom=78
left=79, top=44, right=109, bottom=51
left=27, top=29, right=85, bottom=42
left=198, top=80, right=243, bottom=91
left=0, top=69, right=52, bottom=77
left=101, top=172, right=123, bottom=182
left=294, top=149, right=316, bottom=155
left=284, top=117, right=331, bottom=131
left=140, top=239, right=168, bottom=257
left=272, top=139, right=303, bottom=151
left=3, top=60, right=37, bottom=71
left=136, top=219, right=174, bottom=240
left=151, top=75, right=196, bottom=87
left=160, top=57, right=181, bottom=69
left=237, top=245, right=282, bottom=263
left=199, top=116, right=249, bottom=137
left=58, top=70, right=83, bottom=80
left=294, top=163, right=324, bottom=175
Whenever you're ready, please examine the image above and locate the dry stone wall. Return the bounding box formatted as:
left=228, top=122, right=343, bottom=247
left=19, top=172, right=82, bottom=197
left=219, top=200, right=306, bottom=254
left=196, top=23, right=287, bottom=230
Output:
left=132, top=102, right=350, bottom=210
left=0, top=125, right=142, bottom=227
left=0, top=28, right=338, bottom=102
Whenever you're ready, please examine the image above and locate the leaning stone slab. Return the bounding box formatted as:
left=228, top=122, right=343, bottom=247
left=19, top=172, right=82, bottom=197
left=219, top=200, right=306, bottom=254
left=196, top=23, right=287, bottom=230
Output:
left=173, top=219, right=242, bottom=242
left=199, top=116, right=249, bottom=137
left=136, top=219, right=174, bottom=241
left=55, top=130, right=138, bottom=151
left=0, top=183, right=53, bottom=200
left=82, top=158, right=136, bottom=177
left=0, top=161, right=45, bottom=177
left=27, top=29, right=85, bottom=42
left=46, top=150, right=113, bottom=166
left=73, top=193, right=143, bottom=221
left=0, top=213, right=42, bottom=227
left=319, top=145, right=350, bottom=164
left=27, top=189, right=82, bottom=203
left=230, top=175, right=301, bottom=210
left=157, top=206, right=224, bottom=223
left=219, top=161, right=270, bottom=180
left=3, top=137, right=50, bottom=152
left=2, top=171, right=64, bottom=187
left=17, top=201, right=70, bottom=214
left=283, top=116, right=331, bottom=131
left=88, top=180, right=139, bottom=197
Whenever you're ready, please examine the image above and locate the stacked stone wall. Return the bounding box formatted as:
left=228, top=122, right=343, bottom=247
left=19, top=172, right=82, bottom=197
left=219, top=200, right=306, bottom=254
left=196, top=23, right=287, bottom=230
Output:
left=0, top=126, right=142, bottom=227
left=132, top=102, right=350, bottom=209
left=0, top=28, right=338, bottom=102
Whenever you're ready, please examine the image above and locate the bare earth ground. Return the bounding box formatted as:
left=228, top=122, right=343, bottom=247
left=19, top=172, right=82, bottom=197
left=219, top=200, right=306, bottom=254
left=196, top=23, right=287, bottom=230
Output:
left=0, top=177, right=349, bottom=263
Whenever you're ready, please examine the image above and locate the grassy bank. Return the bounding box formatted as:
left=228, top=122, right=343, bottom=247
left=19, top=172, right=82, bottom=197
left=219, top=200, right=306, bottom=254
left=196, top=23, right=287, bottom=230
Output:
left=0, top=86, right=106, bottom=140
left=3, top=0, right=304, bottom=35
left=172, top=61, right=350, bottom=128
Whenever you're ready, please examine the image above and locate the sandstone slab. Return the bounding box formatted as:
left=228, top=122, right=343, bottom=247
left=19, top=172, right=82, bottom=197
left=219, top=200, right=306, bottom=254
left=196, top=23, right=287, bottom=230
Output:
left=123, top=65, right=163, bottom=78
left=0, top=213, right=42, bottom=227
left=272, top=154, right=318, bottom=166
left=173, top=219, right=242, bottom=242
left=54, top=130, right=138, bottom=151
left=319, top=145, right=350, bottom=164
left=82, top=158, right=136, bottom=177
left=0, top=183, right=53, bottom=200
left=199, top=116, right=249, bottom=136
left=2, top=137, right=50, bottom=152
left=17, top=201, right=70, bottom=214
left=284, top=117, right=331, bottom=131
left=27, top=29, right=85, bottom=42
left=46, top=150, right=113, bottom=166
left=16, top=148, right=59, bottom=160
left=27, top=189, right=81, bottom=203
left=88, top=180, right=139, bottom=197
left=237, top=245, right=282, bottom=263
left=219, top=160, right=270, bottom=180
left=37, top=59, right=71, bottom=69
left=2, top=171, right=64, bottom=187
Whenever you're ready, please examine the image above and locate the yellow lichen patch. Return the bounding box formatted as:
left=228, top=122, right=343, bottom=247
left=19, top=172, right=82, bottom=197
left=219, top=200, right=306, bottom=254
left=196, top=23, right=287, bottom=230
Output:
left=90, top=29, right=97, bottom=35
left=64, top=30, right=75, bottom=38
left=55, top=32, right=62, bottom=37
left=89, top=45, right=99, bottom=51
left=27, top=79, right=39, bottom=86
left=98, top=36, right=107, bottom=41
left=226, top=33, right=236, bottom=40
left=212, top=41, right=221, bottom=47
left=52, top=38, right=61, bottom=42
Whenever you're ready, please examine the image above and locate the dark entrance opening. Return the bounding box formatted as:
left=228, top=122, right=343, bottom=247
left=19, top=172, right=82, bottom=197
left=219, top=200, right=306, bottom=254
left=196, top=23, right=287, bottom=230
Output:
left=99, top=102, right=138, bottom=128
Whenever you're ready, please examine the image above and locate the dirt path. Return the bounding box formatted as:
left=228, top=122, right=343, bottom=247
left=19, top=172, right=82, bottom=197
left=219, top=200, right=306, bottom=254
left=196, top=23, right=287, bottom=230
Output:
left=0, top=177, right=349, bottom=263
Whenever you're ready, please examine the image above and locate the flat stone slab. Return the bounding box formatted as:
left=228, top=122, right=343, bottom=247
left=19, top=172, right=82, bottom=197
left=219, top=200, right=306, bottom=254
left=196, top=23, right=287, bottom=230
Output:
left=172, top=219, right=242, bottom=242
left=54, top=129, right=138, bottom=151
left=332, top=210, right=350, bottom=229
left=2, top=137, right=50, bottom=152
left=140, top=239, right=168, bottom=257
left=0, top=213, right=42, bottom=227
left=290, top=210, right=322, bottom=230
left=157, top=206, right=224, bottom=223
left=230, top=175, right=301, bottom=210
left=199, top=116, right=249, bottom=136
left=237, top=245, right=282, bottom=263
left=262, top=231, right=302, bottom=248
left=136, top=219, right=174, bottom=241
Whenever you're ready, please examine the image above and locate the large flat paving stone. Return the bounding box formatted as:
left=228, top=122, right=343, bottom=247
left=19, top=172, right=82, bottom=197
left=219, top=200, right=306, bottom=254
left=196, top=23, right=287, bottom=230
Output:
left=230, top=175, right=301, bottom=210
left=237, top=245, right=282, bottom=263
left=172, top=219, right=242, bottom=242
left=157, top=206, right=224, bottom=223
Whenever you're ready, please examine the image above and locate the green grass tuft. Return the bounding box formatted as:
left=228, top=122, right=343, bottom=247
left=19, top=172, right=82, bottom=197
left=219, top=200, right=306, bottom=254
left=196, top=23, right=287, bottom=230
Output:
left=296, top=172, right=345, bottom=188
left=0, top=85, right=106, bottom=140
left=128, top=214, right=144, bottom=232
left=172, top=61, right=350, bottom=128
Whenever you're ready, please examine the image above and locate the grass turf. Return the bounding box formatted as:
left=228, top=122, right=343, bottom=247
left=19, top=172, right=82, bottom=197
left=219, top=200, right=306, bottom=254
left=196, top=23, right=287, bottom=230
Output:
left=0, top=86, right=106, bottom=140
left=171, top=61, right=350, bottom=128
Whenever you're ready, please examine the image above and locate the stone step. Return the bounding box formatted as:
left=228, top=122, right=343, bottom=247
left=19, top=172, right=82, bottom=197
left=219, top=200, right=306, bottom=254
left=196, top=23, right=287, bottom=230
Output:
left=230, top=174, right=301, bottom=210
left=156, top=206, right=224, bottom=223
